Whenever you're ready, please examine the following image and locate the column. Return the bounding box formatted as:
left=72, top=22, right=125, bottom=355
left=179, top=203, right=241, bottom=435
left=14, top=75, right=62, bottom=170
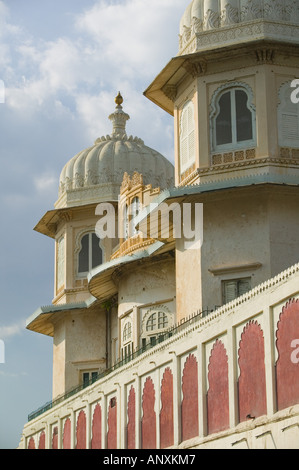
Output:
left=70, top=409, right=76, bottom=449
left=101, top=395, right=107, bottom=449
left=156, top=366, right=160, bottom=449
left=134, top=373, right=141, bottom=449
left=227, top=326, right=238, bottom=427
left=58, top=416, right=63, bottom=449
left=198, top=343, right=207, bottom=437
left=84, top=401, right=91, bottom=449
left=263, top=306, right=276, bottom=415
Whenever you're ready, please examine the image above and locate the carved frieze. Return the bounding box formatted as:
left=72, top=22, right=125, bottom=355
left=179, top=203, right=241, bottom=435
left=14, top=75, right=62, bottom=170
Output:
left=120, top=171, right=143, bottom=194
left=179, top=0, right=299, bottom=55
left=221, top=4, right=240, bottom=26
left=212, top=149, right=256, bottom=166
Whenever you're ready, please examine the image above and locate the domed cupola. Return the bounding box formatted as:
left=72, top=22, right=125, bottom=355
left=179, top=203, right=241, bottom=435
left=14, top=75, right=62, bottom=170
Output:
left=55, top=93, right=174, bottom=209
left=179, top=0, right=299, bottom=55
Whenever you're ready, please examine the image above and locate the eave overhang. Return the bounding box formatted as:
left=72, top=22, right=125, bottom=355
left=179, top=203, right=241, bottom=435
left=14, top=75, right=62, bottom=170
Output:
left=34, top=201, right=118, bottom=239
left=135, top=173, right=299, bottom=238
left=26, top=296, right=98, bottom=337
left=88, top=241, right=175, bottom=302
left=144, top=39, right=299, bottom=115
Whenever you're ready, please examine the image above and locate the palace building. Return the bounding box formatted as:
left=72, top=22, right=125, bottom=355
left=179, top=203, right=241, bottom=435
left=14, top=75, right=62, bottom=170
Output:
left=19, top=0, right=299, bottom=449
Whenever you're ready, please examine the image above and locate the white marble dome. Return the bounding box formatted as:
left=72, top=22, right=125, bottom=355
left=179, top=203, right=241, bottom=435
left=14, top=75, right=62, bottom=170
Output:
left=179, top=0, right=299, bottom=54
left=56, top=93, right=174, bottom=209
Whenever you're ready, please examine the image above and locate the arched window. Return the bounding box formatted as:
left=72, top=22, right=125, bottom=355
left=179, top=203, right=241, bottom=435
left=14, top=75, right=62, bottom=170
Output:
left=123, top=204, right=129, bottom=240
left=142, top=309, right=172, bottom=349
left=123, top=321, right=132, bottom=342
left=123, top=197, right=140, bottom=240
left=211, top=84, right=256, bottom=152
left=78, top=232, right=103, bottom=275
left=179, top=100, right=195, bottom=174
left=131, top=197, right=140, bottom=216
left=129, top=197, right=140, bottom=237
left=122, top=320, right=133, bottom=362
left=146, top=311, right=168, bottom=331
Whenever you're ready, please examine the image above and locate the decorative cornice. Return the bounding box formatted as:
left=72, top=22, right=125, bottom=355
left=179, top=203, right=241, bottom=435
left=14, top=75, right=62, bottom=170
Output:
left=209, top=263, right=262, bottom=276
left=179, top=19, right=299, bottom=57
left=196, top=155, right=299, bottom=177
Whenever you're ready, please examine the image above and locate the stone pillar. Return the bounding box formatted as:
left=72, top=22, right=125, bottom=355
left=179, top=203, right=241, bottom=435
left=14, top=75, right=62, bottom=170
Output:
left=228, top=327, right=238, bottom=426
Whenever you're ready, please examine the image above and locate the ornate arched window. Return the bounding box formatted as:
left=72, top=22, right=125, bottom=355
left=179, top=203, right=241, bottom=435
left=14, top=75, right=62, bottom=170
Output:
left=142, top=308, right=173, bottom=349
left=146, top=311, right=169, bottom=331
left=130, top=197, right=140, bottom=236
left=122, top=197, right=140, bottom=240
left=179, top=100, right=195, bottom=174
left=211, top=83, right=256, bottom=152
left=78, top=232, right=103, bottom=275
left=123, top=204, right=129, bottom=240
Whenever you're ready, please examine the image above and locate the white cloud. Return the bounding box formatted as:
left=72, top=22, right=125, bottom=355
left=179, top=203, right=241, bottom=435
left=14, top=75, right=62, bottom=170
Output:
left=34, top=171, right=58, bottom=195
left=0, top=1, right=21, bottom=38
left=3, top=0, right=183, bottom=150
left=75, top=0, right=183, bottom=75
left=0, top=320, right=25, bottom=340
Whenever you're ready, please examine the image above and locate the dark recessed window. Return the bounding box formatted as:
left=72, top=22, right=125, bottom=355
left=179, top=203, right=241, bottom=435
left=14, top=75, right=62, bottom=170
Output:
left=215, top=88, right=254, bottom=150
left=78, top=233, right=102, bottom=274
left=222, top=278, right=251, bottom=304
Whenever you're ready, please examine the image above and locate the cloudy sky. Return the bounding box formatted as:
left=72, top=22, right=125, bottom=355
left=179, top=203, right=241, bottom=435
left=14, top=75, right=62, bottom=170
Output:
left=0, top=0, right=189, bottom=449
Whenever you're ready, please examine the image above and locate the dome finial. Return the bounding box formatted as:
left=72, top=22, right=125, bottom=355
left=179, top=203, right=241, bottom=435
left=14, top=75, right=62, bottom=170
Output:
left=115, top=91, right=123, bottom=107
left=109, top=92, right=130, bottom=138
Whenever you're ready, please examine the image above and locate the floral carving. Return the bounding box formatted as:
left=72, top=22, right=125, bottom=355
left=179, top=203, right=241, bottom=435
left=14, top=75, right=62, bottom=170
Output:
left=204, top=9, right=220, bottom=30
left=179, top=0, right=299, bottom=54
left=221, top=4, right=240, bottom=26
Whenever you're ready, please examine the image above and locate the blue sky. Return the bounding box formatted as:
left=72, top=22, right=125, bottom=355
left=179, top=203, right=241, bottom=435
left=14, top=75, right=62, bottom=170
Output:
left=0, top=0, right=189, bottom=449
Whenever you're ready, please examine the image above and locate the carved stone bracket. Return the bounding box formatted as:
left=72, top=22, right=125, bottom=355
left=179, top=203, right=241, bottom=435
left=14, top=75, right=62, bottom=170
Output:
left=59, top=210, right=73, bottom=222
left=162, top=85, right=177, bottom=102
left=47, top=223, right=57, bottom=235
left=183, top=59, right=207, bottom=78
left=255, top=48, right=275, bottom=63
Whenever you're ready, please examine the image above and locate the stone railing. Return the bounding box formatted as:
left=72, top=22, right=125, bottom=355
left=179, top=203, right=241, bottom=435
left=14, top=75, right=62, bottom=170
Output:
left=19, top=262, right=299, bottom=449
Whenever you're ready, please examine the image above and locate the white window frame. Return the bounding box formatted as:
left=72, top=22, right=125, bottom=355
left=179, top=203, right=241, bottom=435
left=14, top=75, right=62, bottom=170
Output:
left=123, top=321, right=132, bottom=344
left=210, top=82, right=256, bottom=153
left=141, top=309, right=173, bottom=348
left=56, top=235, right=65, bottom=290
left=179, top=100, right=196, bottom=174
left=77, top=231, right=103, bottom=277
left=82, top=370, right=98, bottom=388
left=278, top=80, right=299, bottom=148
left=122, top=197, right=141, bottom=240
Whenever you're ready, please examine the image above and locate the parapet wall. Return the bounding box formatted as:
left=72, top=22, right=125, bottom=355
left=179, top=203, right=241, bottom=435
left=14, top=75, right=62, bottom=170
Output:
left=19, top=263, right=299, bottom=449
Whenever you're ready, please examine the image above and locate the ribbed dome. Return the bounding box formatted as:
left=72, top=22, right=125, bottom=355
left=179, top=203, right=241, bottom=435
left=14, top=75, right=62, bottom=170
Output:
left=179, top=0, right=299, bottom=55
left=56, top=94, right=174, bottom=209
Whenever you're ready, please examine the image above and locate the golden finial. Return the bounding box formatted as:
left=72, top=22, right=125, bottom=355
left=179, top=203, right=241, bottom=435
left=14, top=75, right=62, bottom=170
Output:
left=115, top=91, right=123, bottom=106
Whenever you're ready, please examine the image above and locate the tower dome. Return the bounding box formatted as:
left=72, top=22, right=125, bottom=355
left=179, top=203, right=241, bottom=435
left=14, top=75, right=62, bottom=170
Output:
left=56, top=93, right=174, bottom=209
left=179, top=0, right=299, bottom=55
